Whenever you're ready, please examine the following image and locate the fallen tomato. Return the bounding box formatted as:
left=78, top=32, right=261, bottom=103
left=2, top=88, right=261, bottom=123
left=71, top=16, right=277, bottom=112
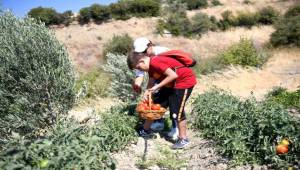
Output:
left=280, top=139, right=290, bottom=146
left=276, top=144, right=288, bottom=154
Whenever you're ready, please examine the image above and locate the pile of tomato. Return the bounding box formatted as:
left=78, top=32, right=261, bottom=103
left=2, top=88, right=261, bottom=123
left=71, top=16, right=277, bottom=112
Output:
left=137, top=100, right=162, bottom=111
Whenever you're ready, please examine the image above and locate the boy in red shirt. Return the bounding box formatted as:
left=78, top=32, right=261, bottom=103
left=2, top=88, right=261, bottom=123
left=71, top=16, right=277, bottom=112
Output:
left=127, top=52, right=197, bottom=149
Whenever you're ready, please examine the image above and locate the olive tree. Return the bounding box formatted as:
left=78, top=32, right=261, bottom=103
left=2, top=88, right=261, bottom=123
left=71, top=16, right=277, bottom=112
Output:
left=0, top=12, right=75, bottom=146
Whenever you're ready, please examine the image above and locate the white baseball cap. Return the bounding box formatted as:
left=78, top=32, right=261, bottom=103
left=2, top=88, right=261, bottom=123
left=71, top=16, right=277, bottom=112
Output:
left=133, top=37, right=150, bottom=53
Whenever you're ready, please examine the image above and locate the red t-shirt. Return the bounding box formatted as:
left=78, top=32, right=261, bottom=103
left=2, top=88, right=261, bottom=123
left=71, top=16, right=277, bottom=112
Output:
left=149, top=56, right=197, bottom=89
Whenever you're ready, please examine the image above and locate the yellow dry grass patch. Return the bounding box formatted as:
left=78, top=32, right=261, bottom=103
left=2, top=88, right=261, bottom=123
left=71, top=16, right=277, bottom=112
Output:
left=195, top=48, right=300, bottom=100
left=187, top=0, right=297, bottom=19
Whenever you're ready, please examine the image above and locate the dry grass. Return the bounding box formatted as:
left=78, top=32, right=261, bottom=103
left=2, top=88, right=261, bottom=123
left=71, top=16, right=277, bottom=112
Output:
left=55, top=20, right=273, bottom=71
left=195, top=48, right=300, bottom=100
left=187, top=0, right=297, bottom=19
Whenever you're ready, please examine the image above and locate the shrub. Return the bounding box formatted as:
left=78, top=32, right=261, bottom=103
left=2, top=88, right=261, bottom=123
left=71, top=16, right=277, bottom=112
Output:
left=75, top=68, right=110, bottom=99
left=78, top=7, right=92, bottom=24
left=59, top=10, right=73, bottom=26
left=102, top=53, right=136, bottom=102
left=128, top=0, right=160, bottom=17
left=193, top=56, right=225, bottom=75
left=190, top=13, right=217, bottom=36
left=235, top=11, right=260, bottom=28
left=211, top=0, right=222, bottom=6
left=192, top=89, right=300, bottom=168
left=218, top=10, right=237, bottom=30
left=219, top=38, right=267, bottom=67
left=0, top=12, right=75, bottom=146
left=90, top=4, right=110, bottom=24
left=0, top=106, right=138, bottom=169
left=28, top=7, right=61, bottom=26
left=270, top=5, right=300, bottom=47
left=284, top=4, right=300, bottom=18
left=258, top=6, right=279, bottom=25
left=265, top=87, right=300, bottom=111
left=160, top=2, right=192, bottom=37
left=181, top=0, right=208, bottom=10
left=109, top=2, right=131, bottom=20
left=102, top=34, right=133, bottom=57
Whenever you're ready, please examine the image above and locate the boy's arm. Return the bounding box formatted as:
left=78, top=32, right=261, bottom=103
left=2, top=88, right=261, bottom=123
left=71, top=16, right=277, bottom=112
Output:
left=147, top=77, right=156, bottom=89
left=133, top=76, right=143, bottom=93
left=148, top=68, right=178, bottom=92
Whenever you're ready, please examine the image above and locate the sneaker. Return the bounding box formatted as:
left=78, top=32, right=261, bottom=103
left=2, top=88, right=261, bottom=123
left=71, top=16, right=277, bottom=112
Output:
left=171, top=138, right=190, bottom=149
left=138, top=128, right=154, bottom=138
left=150, top=121, right=164, bottom=131
left=167, top=127, right=179, bottom=140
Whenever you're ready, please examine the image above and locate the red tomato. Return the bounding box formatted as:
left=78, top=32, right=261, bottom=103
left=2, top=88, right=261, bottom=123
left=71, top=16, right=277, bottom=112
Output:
left=276, top=144, right=288, bottom=154
left=151, top=104, right=161, bottom=110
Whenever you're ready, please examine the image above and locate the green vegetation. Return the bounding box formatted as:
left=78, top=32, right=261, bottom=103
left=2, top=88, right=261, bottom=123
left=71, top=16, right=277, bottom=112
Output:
left=266, top=87, right=300, bottom=111
left=159, top=4, right=279, bottom=37
left=190, top=13, right=218, bottom=36
left=125, top=0, right=160, bottom=18
left=180, top=0, right=208, bottom=10
left=109, top=2, right=131, bottom=20
left=219, top=38, right=267, bottom=67
left=0, top=12, right=75, bottom=146
left=271, top=4, right=300, bottom=47
left=194, top=38, right=268, bottom=75
left=78, top=7, right=92, bottom=24
left=137, top=145, right=186, bottom=169
left=191, top=89, right=300, bottom=168
left=211, top=0, right=222, bottom=6
left=75, top=68, right=110, bottom=99
left=0, top=105, right=138, bottom=169
left=103, top=53, right=136, bottom=102
left=219, top=7, right=279, bottom=30
left=102, top=34, right=133, bottom=57
left=28, top=7, right=73, bottom=26
left=258, top=6, right=280, bottom=25
left=157, top=2, right=192, bottom=37
left=90, top=4, right=110, bottom=24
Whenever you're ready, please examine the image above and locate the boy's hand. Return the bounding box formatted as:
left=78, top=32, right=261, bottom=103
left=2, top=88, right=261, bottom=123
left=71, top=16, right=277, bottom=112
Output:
left=132, top=83, right=141, bottom=94
left=148, top=85, right=159, bottom=92
left=143, top=90, right=151, bottom=100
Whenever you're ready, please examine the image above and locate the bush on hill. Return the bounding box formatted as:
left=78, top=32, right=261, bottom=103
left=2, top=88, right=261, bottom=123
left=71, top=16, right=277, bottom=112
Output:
left=190, top=13, right=218, bottom=36
left=219, top=38, right=267, bottom=67
left=157, top=1, right=192, bottom=37
left=181, top=0, right=208, bottom=10
left=128, top=0, right=160, bottom=17
left=90, top=4, right=110, bottom=24
left=102, top=34, right=133, bottom=57
left=109, top=2, right=131, bottom=20
left=258, top=6, right=279, bottom=25
left=78, top=7, right=92, bottom=24
left=28, top=7, right=61, bottom=26
left=271, top=4, right=300, bottom=47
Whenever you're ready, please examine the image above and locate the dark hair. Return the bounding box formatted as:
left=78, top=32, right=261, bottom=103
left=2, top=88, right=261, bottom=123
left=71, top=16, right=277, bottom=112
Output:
left=127, top=52, right=146, bottom=70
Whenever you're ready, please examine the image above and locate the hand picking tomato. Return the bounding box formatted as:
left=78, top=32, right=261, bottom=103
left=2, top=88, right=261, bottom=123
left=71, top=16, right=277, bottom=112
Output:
left=151, top=104, right=161, bottom=110
left=276, top=144, right=288, bottom=154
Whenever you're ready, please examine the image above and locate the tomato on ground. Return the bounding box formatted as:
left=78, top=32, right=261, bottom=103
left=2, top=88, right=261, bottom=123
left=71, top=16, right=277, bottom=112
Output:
left=276, top=144, right=288, bottom=154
